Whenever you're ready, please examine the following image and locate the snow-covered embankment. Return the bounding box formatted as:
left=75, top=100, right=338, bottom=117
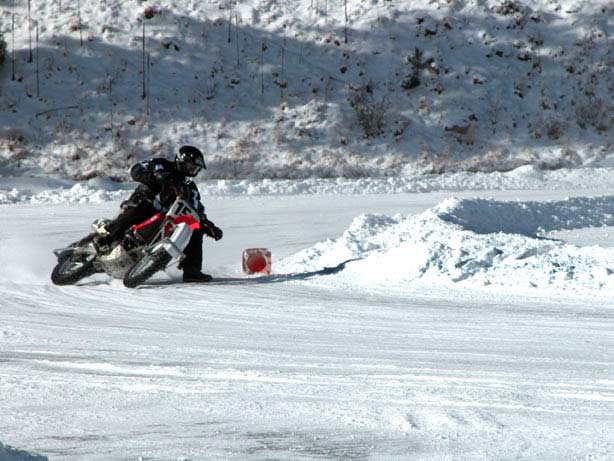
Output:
left=4, top=165, right=614, bottom=204
left=279, top=196, right=614, bottom=293
left=0, top=441, right=47, bottom=461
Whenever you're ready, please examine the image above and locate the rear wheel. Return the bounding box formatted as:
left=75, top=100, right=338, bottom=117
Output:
left=123, top=250, right=171, bottom=288
left=51, top=253, right=96, bottom=286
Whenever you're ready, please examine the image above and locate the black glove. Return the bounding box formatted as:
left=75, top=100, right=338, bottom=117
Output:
left=211, top=225, right=223, bottom=241
left=201, top=218, right=223, bottom=240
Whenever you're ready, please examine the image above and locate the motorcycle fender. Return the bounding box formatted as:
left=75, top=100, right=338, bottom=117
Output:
left=156, top=223, right=192, bottom=259
left=53, top=248, right=75, bottom=260
left=53, top=245, right=95, bottom=261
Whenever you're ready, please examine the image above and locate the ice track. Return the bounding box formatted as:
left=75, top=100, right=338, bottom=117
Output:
left=1, top=192, right=613, bottom=460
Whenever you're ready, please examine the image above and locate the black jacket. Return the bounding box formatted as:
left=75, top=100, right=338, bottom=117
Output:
left=130, top=158, right=204, bottom=214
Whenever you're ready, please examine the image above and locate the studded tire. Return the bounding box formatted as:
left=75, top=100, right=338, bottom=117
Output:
left=123, top=250, right=172, bottom=288
left=51, top=253, right=97, bottom=286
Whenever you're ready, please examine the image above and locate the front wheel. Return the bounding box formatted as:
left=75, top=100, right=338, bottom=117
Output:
left=123, top=250, right=172, bottom=288
left=51, top=253, right=96, bottom=286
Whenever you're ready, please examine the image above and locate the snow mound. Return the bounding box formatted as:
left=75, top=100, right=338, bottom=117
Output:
left=0, top=442, right=47, bottom=461
left=0, top=183, right=129, bottom=205
left=436, top=195, right=614, bottom=235
left=279, top=196, right=614, bottom=292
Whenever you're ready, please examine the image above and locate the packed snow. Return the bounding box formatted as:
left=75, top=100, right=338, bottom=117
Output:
left=279, top=195, right=614, bottom=293
left=1, top=0, right=614, bottom=458
left=1, top=172, right=614, bottom=459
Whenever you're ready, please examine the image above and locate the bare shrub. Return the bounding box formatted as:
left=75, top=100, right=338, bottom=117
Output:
left=393, top=116, right=411, bottom=140
left=0, top=128, right=29, bottom=167
left=347, top=82, right=388, bottom=138
left=575, top=98, right=612, bottom=133
left=531, top=116, right=567, bottom=140
left=444, top=122, right=476, bottom=145
left=143, top=6, right=160, bottom=19
left=4, top=128, right=25, bottom=142
left=68, top=17, right=82, bottom=32
left=493, top=0, right=531, bottom=28
left=545, top=119, right=564, bottom=140
left=494, top=1, right=523, bottom=15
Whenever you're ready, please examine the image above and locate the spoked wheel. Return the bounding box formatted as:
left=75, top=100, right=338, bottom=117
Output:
left=51, top=253, right=97, bottom=286
left=123, top=250, right=172, bottom=288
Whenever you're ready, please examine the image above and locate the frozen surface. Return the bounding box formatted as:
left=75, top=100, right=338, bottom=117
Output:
left=1, top=182, right=613, bottom=460
left=2, top=0, right=614, bottom=455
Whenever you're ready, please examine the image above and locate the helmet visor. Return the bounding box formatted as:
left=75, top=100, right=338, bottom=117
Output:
left=183, top=160, right=202, bottom=176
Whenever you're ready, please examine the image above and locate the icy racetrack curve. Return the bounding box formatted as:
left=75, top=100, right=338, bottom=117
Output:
left=0, top=186, right=613, bottom=460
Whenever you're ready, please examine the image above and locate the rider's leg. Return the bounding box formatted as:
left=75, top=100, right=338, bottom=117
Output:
left=94, top=187, right=157, bottom=251
left=180, top=229, right=211, bottom=282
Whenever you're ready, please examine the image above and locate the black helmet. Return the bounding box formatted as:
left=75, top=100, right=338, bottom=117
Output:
left=175, top=145, right=206, bottom=177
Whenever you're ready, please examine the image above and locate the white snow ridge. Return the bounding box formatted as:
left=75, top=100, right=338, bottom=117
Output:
left=279, top=196, right=614, bottom=293
left=0, top=183, right=128, bottom=205
left=0, top=442, right=47, bottom=461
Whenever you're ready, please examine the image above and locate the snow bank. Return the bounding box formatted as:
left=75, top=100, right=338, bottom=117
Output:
left=0, top=183, right=129, bottom=205
left=436, top=195, right=614, bottom=235
left=2, top=166, right=614, bottom=204
left=0, top=442, right=47, bottom=461
left=278, top=196, right=614, bottom=293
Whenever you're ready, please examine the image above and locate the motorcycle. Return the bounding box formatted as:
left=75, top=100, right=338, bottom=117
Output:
left=51, top=193, right=202, bottom=288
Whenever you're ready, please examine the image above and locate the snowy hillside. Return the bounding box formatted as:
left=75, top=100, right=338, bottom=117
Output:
left=1, top=0, right=614, bottom=180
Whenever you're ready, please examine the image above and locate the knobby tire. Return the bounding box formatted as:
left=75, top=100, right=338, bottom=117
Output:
left=51, top=254, right=96, bottom=286
left=123, top=250, right=171, bottom=288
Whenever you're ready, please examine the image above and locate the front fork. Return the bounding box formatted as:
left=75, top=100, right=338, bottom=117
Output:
left=148, top=222, right=193, bottom=266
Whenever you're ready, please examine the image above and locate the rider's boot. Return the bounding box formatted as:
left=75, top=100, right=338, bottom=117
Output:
left=92, top=234, right=114, bottom=255
left=182, top=271, right=213, bottom=283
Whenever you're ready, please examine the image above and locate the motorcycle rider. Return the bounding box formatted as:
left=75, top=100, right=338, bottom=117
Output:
left=94, top=145, right=223, bottom=283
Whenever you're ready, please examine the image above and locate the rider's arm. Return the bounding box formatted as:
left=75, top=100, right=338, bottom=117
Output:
left=200, top=214, right=223, bottom=240
left=131, top=159, right=181, bottom=193
left=130, top=161, right=159, bottom=190
left=190, top=184, right=223, bottom=241
left=187, top=182, right=205, bottom=215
